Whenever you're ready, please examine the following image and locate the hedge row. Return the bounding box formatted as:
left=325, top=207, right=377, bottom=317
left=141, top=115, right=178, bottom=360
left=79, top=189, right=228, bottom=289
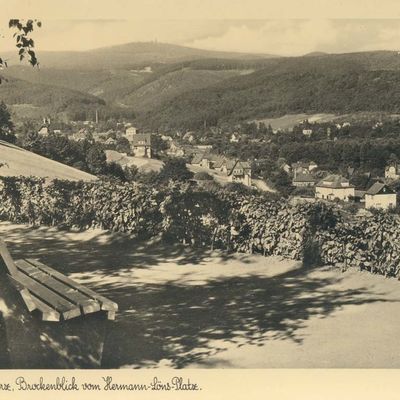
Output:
left=0, top=177, right=160, bottom=237
left=1, top=176, right=400, bottom=278
left=317, top=212, right=400, bottom=277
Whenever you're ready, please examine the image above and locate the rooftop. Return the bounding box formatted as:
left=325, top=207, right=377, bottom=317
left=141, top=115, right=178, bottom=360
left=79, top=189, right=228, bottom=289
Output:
left=316, top=174, right=354, bottom=189
left=366, top=182, right=395, bottom=196
left=293, top=173, right=316, bottom=183
left=131, top=134, right=152, bottom=146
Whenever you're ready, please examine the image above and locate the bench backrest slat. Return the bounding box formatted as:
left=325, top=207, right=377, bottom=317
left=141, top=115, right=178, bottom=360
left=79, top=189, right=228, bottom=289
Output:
left=0, top=239, right=19, bottom=276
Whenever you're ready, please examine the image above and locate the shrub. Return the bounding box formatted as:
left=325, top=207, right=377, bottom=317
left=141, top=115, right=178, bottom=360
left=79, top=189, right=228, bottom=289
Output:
left=343, top=202, right=359, bottom=214
left=291, top=186, right=315, bottom=197
left=158, top=158, right=193, bottom=182
left=193, top=172, right=213, bottom=181
left=225, top=182, right=256, bottom=195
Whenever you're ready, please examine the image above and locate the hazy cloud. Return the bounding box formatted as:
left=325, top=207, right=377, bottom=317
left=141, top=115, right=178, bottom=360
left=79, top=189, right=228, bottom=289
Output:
left=2, top=19, right=400, bottom=55
left=185, top=20, right=400, bottom=55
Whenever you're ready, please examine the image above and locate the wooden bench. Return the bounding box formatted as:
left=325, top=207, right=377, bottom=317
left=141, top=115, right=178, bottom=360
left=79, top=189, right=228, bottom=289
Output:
left=0, top=239, right=118, bottom=322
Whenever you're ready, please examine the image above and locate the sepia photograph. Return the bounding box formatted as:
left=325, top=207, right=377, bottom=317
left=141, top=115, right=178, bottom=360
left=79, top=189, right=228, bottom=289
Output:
left=2, top=2, right=400, bottom=373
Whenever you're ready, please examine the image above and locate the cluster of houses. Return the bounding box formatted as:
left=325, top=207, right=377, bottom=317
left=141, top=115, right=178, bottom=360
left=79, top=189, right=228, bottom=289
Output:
left=286, top=160, right=398, bottom=210
left=33, top=117, right=400, bottom=208
left=37, top=121, right=154, bottom=159
left=315, top=175, right=397, bottom=210
left=190, top=151, right=252, bottom=187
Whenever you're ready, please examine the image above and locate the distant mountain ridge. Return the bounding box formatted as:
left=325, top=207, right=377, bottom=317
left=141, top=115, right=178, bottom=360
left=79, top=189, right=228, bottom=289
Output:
left=2, top=41, right=277, bottom=69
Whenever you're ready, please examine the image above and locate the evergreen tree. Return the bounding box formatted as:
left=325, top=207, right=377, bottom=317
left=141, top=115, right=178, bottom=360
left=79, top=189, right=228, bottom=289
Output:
left=85, top=144, right=107, bottom=175
left=0, top=102, right=15, bottom=143
left=158, top=158, right=193, bottom=182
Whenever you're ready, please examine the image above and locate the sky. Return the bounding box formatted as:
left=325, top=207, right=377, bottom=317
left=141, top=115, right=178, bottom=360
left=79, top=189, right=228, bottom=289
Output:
left=2, top=19, right=400, bottom=56
left=2, top=0, right=400, bottom=57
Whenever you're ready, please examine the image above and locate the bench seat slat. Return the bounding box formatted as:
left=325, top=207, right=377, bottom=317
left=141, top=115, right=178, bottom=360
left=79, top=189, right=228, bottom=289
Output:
left=28, top=293, right=61, bottom=322
left=8, top=274, right=61, bottom=321
left=16, top=260, right=101, bottom=315
left=26, top=259, right=118, bottom=311
left=11, top=272, right=81, bottom=320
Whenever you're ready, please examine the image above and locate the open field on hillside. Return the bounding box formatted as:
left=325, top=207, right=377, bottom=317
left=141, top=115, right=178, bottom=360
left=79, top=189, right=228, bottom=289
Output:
left=254, top=113, right=337, bottom=131
left=0, top=140, right=97, bottom=181
left=105, top=150, right=164, bottom=172
left=1, top=221, right=400, bottom=368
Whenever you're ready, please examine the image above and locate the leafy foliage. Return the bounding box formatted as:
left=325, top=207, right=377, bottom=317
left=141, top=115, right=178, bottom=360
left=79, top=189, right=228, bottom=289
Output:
left=85, top=144, right=107, bottom=175
left=193, top=171, right=213, bottom=181
left=8, top=19, right=41, bottom=67
left=0, top=19, right=41, bottom=85
left=0, top=102, right=15, bottom=143
left=2, top=177, right=400, bottom=279
left=158, top=158, right=194, bottom=182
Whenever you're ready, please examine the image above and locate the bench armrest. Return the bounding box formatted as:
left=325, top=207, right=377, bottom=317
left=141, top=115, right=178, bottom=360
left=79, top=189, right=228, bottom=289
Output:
left=0, top=239, right=18, bottom=275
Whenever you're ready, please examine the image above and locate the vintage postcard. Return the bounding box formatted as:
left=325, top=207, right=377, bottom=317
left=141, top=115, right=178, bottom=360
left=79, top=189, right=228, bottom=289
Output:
left=1, top=0, right=400, bottom=398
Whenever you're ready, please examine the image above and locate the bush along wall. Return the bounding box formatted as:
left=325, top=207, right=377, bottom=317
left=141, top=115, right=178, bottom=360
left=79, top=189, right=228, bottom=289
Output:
left=227, top=197, right=309, bottom=259
left=0, top=177, right=161, bottom=238
left=317, top=212, right=400, bottom=277
left=2, top=176, right=400, bottom=278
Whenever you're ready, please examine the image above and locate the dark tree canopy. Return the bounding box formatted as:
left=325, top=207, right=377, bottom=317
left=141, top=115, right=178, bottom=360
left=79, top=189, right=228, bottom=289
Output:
left=158, top=158, right=194, bottom=182
left=0, top=102, right=15, bottom=143
left=85, top=144, right=107, bottom=175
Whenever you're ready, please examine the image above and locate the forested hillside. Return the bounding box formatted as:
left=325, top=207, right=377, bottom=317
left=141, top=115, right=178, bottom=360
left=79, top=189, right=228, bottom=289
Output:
left=4, top=46, right=400, bottom=128
left=137, top=55, right=400, bottom=130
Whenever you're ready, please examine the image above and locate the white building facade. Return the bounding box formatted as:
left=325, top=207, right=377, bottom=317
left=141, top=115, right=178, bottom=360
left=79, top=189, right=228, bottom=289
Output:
left=315, top=175, right=355, bottom=202
left=365, top=183, right=397, bottom=210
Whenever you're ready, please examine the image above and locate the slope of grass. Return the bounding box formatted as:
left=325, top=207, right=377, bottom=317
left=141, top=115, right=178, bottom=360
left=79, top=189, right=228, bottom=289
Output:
left=0, top=140, right=97, bottom=181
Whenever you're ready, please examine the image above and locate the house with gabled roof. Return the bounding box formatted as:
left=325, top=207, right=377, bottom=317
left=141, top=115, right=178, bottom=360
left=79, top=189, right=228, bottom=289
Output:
left=230, top=132, right=240, bottom=143
left=227, top=160, right=252, bottom=187
left=167, top=141, right=184, bottom=157
left=183, top=131, right=195, bottom=142
left=125, top=126, right=138, bottom=142
left=104, top=137, right=117, bottom=146
left=385, top=161, right=400, bottom=180
left=292, top=161, right=318, bottom=175
left=315, top=174, right=355, bottom=202
left=191, top=152, right=225, bottom=170
left=38, top=125, right=49, bottom=136
left=292, top=172, right=316, bottom=187
left=131, top=133, right=152, bottom=158
left=71, top=128, right=92, bottom=142
left=365, top=182, right=397, bottom=210
left=281, top=163, right=292, bottom=174
left=217, top=159, right=236, bottom=174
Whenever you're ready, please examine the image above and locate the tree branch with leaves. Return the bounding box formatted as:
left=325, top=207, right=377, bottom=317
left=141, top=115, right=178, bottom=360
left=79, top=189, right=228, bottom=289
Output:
left=0, top=19, right=41, bottom=83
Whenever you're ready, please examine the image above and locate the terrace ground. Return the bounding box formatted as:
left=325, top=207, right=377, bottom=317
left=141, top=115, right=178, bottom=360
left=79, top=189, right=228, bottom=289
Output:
left=1, top=221, right=400, bottom=368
